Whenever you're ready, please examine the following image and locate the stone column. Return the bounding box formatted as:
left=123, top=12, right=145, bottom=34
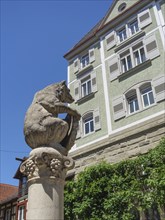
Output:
left=20, top=147, right=74, bottom=220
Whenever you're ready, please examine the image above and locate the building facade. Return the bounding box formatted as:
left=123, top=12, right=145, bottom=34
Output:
left=0, top=184, right=18, bottom=220
left=64, top=0, right=165, bottom=176
left=0, top=159, right=28, bottom=220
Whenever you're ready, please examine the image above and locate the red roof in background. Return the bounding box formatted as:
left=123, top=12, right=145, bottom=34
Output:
left=0, top=183, right=18, bottom=204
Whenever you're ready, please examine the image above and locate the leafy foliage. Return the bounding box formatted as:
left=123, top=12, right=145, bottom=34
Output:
left=64, top=138, right=165, bottom=220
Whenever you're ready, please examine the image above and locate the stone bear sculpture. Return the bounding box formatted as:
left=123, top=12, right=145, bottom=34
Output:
left=24, top=81, right=81, bottom=154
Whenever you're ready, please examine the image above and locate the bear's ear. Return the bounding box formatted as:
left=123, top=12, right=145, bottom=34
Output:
left=60, top=80, right=66, bottom=86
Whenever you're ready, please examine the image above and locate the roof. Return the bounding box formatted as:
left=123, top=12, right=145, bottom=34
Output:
left=13, top=157, right=28, bottom=179
left=0, top=184, right=18, bottom=204
left=64, top=0, right=145, bottom=59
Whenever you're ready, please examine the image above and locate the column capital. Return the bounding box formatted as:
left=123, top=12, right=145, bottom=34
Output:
left=20, top=147, right=74, bottom=182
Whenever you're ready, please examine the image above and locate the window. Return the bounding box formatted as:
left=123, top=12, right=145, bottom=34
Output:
left=126, top=90, right=139, bottom=114
left=120, top=50, right=132, bottom=73
left=81, top=54, right=89, bottom=69
left=81, top=76, right=92, bottom=98
left=118, top=41, right=147, bottom=75
left=140, top=85, right=155, bottom=108
left=113, top=78, right=164, bottom=121
left=77, top=109, right=101, bottom=138
left=128, top=95, right=139, bottom=113
left=118, top=27, right=127, bottom=42
left=18, top=206, right=25, bottom=220
left=134, top=47, right=146, bottom=65
left=83, top=113, right=94, bottom=135
left=74, top=71, right=97, bottom=102
left=19, top=176, right=27, bottom=197
left=125, top=83, right=155, bottom=116
left=118, top=2, right=127, bottom=12
left=5, top=209, right=11, bottom=220
left=133, top=43, right=146, bottom=66
left=129, top=19, right=139, bottom=35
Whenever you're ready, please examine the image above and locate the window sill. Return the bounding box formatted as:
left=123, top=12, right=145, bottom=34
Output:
left=76, top=64, right=93, bottom=76
left=119, top=59, right=151, bottom=80
left=75, top=92, right=95, bottom=104
left=115, top=31, right=145, bottom=52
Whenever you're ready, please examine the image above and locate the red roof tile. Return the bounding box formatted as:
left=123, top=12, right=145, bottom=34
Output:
left=0, top=183, right=18, bottom=204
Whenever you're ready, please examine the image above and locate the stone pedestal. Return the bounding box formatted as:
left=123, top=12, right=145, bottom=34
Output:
left=20, top=147, right=74, bottom=220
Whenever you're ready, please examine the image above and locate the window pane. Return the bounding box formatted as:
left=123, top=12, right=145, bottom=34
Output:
left=143, top=94, right=149, bottom=107
left=134, top=51, right=140, bottom=65
left=128, top=96, right=139, bottom=113
left=127, top=55, right=132, bottom=70
left=140, top=48, right=146, bottom=63
left=90, top=120, right=94, bottom=132
left=130, top=20, right=139, bottom=35
left=81, top=54, right=89, bottom=68
left=149, top=91, right=154, bottom=104
left=118, top=28, right=127, bottom=42
left=85, top=123, right=89, bottom=134
left=87, top=80, right=92, bottom=94
left=141, top=86, right=155, bottom=107
left=135, top=99, right=139, bottom=111
left=18, top=206, right=25, bottom=220
left=84, top=116, right=94, bottom=134
left=130, top=101, right=134, bottom=113
left=82, top=83, right=87, bottom=97
left=121, top=58, right=127, bottom=72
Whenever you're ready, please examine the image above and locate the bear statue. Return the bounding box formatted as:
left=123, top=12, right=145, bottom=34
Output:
left=24, top=81, right=81, bottom=155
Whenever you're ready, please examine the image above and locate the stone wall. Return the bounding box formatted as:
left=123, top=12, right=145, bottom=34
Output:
left=68, top=113, right=165, bottom=177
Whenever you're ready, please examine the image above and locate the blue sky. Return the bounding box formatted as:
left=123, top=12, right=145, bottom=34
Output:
left=0, top=0, right=112, bottom=186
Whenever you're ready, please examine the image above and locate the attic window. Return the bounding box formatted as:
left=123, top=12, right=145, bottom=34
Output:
left=118, top=2, right=127, bottom=12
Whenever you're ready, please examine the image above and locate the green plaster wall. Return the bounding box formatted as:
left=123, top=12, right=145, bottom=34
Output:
left=107, top=30, right=165, bottom=130
left=69, top=42, right=101, bottom=83
left=103, top=5, right=158, bottom=60
left=70, top=66, right=108, bottom=148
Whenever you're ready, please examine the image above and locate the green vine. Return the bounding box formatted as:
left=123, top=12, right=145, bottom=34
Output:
left=64, top=138, right=165, bottom=220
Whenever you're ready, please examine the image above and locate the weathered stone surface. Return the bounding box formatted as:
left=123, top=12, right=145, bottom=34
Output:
left=22, top=81, right=81, bottom=220
left=20, top=147, right=74, bottom=181
left=21, top=147, right=74, bottom=220
left=24, top=81, right=81, bottom=154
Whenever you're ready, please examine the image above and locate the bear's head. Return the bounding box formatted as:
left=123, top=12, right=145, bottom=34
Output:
left=56, top=81, right=74, bottom=104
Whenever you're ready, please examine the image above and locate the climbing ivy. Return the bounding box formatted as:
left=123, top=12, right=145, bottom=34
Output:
left=64, top=138, right=165, bottom=220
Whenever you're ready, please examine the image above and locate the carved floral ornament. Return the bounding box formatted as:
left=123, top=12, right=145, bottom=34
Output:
left=20, top=148, right=75, bottom=181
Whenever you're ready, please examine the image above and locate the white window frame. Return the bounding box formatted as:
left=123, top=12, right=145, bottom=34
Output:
left=81, top=76, right=92, bottom=98
left=83, top=113, right=94, bottom=135
left=128, top=95, right=139, bottom=114
left=117, top=26, right=127, bottom=42
left=133, top=45, right=146, bottom=66
left=141, top=86, right=155, bottom=108
left=120, top=50, right=132, bottom=73
left=125, top=82, right=155, bottom=116
left=118, top=39, right=148, bottom=74
left=18, top=206, right=25, bottom=220
left=81, top=53, right=89, bottom=69
left=116, top=17, right=140, bottom=44
left=129, top=19, right=140, bottom=36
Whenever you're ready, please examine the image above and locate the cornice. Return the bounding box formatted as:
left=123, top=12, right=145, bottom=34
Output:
left=64, top=0, right=152, bottom=60
left=69, top=112, right=165, bottom=159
